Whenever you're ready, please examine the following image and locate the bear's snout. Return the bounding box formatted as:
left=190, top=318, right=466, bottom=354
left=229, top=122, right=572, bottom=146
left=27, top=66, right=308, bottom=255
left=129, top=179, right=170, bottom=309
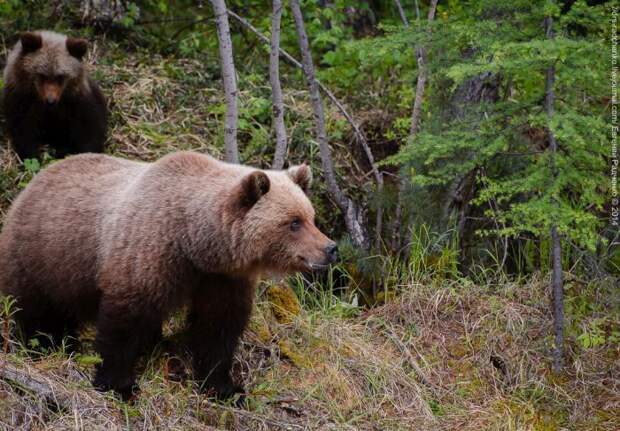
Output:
left=39, top=81, right=63, bottom=105
left=325, top=243, right=338, bottom=263
left=298, top=238, right=338, bottom=271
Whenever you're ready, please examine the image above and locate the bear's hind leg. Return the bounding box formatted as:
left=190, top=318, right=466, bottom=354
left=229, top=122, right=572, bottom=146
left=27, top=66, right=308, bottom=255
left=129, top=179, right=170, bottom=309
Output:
left=188, top=275, right=254, bottom=403
left=93, top=297, right=162, bottom=401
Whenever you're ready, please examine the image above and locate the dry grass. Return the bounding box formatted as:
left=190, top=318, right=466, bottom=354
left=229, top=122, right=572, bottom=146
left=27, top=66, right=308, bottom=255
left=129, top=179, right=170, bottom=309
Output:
left=0, top=276, right=617, bottom=430
left=0, top=39, right=618, bottom=431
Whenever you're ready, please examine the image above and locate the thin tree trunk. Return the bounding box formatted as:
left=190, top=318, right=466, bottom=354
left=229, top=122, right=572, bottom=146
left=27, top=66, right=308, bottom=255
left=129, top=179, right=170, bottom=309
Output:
left=393, top=0, right=409, bottom=26
left=392, top=0, right=438, bottom=252
left=210, top=0, right=239, bottom=163
left=544, top=14, right=564, bottom=374
left=289, top=0, right=368, bottom=249
left=270, top=0, right=288, bottom=169
left=228, top=8, right=382, bottom=249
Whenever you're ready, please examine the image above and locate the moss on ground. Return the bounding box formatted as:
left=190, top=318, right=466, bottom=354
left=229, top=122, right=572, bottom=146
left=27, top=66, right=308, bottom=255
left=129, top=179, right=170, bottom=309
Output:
left=267, top=284, right=301, bottom=324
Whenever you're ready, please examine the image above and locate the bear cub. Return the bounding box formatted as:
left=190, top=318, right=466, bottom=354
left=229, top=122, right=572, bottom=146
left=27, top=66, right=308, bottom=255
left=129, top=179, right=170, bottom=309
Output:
left=2, top=31, right=107, bottom=159
left=0, top=151, right=337, bottom=402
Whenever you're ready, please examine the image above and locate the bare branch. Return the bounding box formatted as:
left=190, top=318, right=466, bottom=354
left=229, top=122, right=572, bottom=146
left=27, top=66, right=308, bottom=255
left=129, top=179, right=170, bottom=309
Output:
left=210, top=0, right=239, bottom=163
left=270, top=0, right=288, bottom=170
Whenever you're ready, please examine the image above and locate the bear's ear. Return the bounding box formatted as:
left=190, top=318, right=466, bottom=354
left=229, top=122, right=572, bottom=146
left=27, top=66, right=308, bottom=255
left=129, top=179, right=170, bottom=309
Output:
left=66, top=38, right=88, bottom=60
left=238, top=171, right=271, bottom=209
left=20, top=32, right=42, bottom=55
left=287, top=164, right=312, bottom=194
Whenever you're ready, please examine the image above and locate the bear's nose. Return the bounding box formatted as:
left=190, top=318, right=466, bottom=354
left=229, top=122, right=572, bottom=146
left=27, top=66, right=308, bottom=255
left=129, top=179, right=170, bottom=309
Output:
left=46, top=96, right=58, bottom=105
left=325, top=243, right=338, bottom=263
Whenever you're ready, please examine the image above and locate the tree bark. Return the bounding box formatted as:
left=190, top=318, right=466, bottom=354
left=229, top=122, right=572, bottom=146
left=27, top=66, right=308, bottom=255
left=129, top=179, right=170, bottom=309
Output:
left=80, top=0, right=128, bottom=27
left=270, top=0, right=288, bottom=170
left=544, top=14, right=564, bottom=374
left=210, top=0, right=239, bottom=163
left=289, top=0, right=369, bottom=249
left=392, top=0, right=438, bottom=252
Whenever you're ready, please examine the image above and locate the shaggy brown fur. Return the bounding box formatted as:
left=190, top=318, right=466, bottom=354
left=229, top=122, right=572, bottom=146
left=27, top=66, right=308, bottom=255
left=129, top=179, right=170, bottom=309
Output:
left=0, top=151, right=336, bottom=401
left=2, top=31, right=107, bottom=159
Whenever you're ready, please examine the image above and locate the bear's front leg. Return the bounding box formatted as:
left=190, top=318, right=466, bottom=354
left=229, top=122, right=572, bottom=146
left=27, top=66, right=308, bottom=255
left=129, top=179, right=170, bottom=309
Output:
left=188, top=275, right=254, bottom=402
left=8, top=117, right=41, bottom=160
left=3, top=90, right=40, bottom=160
left=93, top=296, right=162, bottom=401
left=66, top=99, right=106, bottom=155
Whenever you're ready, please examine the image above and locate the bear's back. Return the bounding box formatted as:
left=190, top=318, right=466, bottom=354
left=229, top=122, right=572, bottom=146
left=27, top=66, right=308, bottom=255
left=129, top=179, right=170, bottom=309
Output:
left=0, top=153, right=146, bottom=309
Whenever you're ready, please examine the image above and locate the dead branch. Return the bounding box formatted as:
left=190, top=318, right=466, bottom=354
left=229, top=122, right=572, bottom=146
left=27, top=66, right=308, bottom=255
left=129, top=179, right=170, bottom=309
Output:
left=0, top=359, right=105, bottom=413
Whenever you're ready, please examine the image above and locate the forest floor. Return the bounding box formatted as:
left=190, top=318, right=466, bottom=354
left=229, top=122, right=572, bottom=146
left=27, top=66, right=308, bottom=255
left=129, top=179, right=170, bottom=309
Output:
left=0, top=42, right=618, bottom=431
left=0, top=275, right=617, bottom=430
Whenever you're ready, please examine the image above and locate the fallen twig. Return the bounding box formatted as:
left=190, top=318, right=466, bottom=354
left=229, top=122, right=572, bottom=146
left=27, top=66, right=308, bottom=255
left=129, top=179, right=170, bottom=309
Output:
left=0, top=360, right=93, bottom=411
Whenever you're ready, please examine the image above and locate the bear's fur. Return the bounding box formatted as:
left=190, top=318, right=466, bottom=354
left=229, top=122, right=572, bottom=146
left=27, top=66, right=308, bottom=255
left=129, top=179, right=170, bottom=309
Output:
left=2, top=31, right=107, bottom=159
left=0, top=151, right=336, bottom=401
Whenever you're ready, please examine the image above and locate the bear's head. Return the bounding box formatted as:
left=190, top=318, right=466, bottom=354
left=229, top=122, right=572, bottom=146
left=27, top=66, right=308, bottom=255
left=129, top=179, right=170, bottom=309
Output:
left=15, top=31, right=88, bottom=105
left=230, top=164, right=337, bottom=274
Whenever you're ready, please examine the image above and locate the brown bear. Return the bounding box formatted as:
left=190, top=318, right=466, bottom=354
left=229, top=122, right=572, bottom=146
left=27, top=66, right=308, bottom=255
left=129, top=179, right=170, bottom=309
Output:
left=0, top=151, right=336, bottom=401
left=2, top=31, right=108, bottom=160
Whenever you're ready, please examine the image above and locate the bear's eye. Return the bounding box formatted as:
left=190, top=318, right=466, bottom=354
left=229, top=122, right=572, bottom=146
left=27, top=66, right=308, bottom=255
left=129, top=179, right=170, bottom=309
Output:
left=290, top=218, right=302, bottom=232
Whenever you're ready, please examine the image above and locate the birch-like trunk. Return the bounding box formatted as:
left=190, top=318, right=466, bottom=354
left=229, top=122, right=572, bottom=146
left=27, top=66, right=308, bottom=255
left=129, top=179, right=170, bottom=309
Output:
left=270, top=0, right=288, bottom=169
left=544, top=14, right=564, bottom=374
left=210, top=0, right=239, bottom=163
left=392, top=0, right=438, bottom=252
left=289, top=0, right=368, bottom=249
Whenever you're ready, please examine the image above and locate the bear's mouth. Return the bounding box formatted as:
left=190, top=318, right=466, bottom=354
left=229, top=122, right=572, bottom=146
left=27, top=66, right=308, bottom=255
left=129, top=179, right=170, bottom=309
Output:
left=298, top=256, right=329, bottom=271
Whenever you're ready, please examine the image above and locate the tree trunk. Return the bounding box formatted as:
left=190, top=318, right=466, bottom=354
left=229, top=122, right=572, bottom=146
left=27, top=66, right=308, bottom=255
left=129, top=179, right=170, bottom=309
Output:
left=210, top=0, right=239, bottom=163
left=270, top=0, right=288, bottom=170
left=393, top=0, right=409, bottom=27
left=289, top=0, right=369, bottom=249
left=544, top=14, right=564, bottom=374
left=550, top=225, right=564, bottom=372
left=392, top=0, right=438, bottom=252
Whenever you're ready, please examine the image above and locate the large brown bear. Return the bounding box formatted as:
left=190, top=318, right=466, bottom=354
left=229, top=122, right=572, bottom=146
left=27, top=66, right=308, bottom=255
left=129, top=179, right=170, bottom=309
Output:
left=0, top=151, right=336, bottom=401
left=2, top=31, right=107, bottom=159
